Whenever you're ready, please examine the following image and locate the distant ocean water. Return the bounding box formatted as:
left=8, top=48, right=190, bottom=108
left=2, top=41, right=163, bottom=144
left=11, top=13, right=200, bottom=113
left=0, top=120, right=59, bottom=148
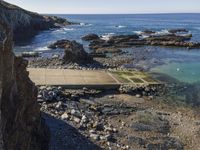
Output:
left=14, top=14, right=200, bottom=83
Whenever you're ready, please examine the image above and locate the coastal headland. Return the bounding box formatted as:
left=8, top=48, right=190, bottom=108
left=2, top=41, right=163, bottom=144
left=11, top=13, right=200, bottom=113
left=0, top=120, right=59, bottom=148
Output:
left=1, top=1, right=200, bottom=150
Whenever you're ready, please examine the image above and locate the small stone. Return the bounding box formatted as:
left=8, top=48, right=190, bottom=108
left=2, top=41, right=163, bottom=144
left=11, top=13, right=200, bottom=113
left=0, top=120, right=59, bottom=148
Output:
left=101, top=134, right=112, bottom=141
left=113, top=128, right=117, bottom=133
left=81, top=115, right=88, bottom=123
left=58, top=86, right=62, bottom=90
left=89, top=129, right=96, bottom=134
left=90, top=134, right=100, bottom=141
left=148, top=96, right=154, bottom=100
left=37, top=94, right=43, bottom=99
left=55, top=101, right=62, bottom=109
left=39, top=86, right=46, bottom=90
left=83, top=87, right=88, bottom=91
left=109, top=95, right=114, bottom=99
left=71, top=109, right=81, bottom=117
left=136, top=94, right=142, bottom=98
left=73, top=117, right=81, bottom=123
left=61, top=113, right=69, bottom=120
left=104, top=126, right=113, bottom=132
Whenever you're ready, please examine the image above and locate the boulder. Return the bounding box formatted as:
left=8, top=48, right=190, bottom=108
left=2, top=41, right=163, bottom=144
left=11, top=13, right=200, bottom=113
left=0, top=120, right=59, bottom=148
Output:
left=49, top=39, right=92, bottom=64
left=81, top=34, right=99, bottom=41
left=0, top=19, right=49, bottom=150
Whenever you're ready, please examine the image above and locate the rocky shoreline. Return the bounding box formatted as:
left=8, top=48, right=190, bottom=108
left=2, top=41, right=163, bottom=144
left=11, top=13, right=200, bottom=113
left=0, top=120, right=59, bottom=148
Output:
left=0, top=0, right=73, bottom=41
left=38, top=85, right=200, bottom=150
left=1, top=1, right=200, bottom=149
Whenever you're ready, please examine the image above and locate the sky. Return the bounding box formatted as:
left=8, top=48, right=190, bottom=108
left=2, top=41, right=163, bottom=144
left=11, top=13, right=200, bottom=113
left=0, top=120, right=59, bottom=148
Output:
left=5, top=0, right=200, bottom=14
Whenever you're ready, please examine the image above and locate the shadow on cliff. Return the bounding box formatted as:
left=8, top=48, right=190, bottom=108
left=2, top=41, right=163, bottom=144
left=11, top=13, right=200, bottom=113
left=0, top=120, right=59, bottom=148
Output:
left=42, top=113, right=102, bottom=150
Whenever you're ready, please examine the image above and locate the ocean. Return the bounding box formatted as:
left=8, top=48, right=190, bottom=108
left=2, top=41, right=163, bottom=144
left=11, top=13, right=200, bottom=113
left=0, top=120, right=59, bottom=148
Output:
left=14, top=14, right=200, bottom=84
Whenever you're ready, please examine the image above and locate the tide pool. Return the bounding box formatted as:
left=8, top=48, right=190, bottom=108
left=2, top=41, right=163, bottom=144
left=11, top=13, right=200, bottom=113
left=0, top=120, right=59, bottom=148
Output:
left=151, top=62, right=200, bottom=83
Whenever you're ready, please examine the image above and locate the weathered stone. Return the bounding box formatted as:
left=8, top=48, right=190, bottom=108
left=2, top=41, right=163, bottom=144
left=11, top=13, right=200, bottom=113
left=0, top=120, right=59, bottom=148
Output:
left=0, top=19, right=49, bottom=150
left=61, top=113, right=69, bottom=120
left=90, top=134, right=100, bottom=141
left=48, top=40, right=93, bottom=64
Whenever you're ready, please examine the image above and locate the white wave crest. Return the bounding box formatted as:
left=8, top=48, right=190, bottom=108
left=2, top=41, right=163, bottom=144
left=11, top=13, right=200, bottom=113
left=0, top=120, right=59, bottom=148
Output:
left=63, top=28, right=75, bottom=31
left=80, top=23, right=92, bottom=26
left=133, top=31, right=143, bottom=35
left=115, top=25, right=126, bottom=28
left=35, top=46, right=50, bottom=52
left=100, top=33, right=115, bottom=41
left=154, top=29, right=170, bottom=36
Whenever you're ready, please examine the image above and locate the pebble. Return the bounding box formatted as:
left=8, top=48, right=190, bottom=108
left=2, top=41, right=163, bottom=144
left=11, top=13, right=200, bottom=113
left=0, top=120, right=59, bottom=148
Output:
left=61, top=113, right=69, bottom=120
left=90, top=133, right=100, bottom=141
left=136, top=94, right=142, bottom=98
left=71, top=109, right=81, bottom=118
left=73, top=117, right=81, bottom=123
left=55, top=101, right=63, bottom=109
left=81, top=115, right=88, bottom=124
left=109, top=95, right=114, bottom=99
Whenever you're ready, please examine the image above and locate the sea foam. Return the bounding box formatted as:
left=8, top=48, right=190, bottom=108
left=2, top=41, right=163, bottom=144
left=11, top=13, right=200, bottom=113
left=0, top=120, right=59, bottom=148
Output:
left=80, top=23, right=92, bottom=26
left=115, top=25, right=126, bottom=28
left=35, top=46, right=50, bottom=52
left=101, top=33, right=115, bottom=41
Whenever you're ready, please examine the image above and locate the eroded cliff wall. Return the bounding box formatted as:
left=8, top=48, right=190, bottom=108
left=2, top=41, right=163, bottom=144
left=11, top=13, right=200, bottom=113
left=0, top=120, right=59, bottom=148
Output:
left=0, top=17, right=49, bottom=150
left=0, top=0, right=71, bottom=40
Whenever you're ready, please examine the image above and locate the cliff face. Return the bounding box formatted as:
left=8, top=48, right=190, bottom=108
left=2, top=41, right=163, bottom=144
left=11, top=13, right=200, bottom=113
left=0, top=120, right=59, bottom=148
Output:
left=0, top=18, right=49, bottom=150
left=0, top=0, right=71, bottom=41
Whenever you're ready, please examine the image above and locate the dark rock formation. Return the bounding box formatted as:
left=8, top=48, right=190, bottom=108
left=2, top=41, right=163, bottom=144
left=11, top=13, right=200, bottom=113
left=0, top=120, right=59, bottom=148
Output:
left=89, top=34, right=141, bottom=53
left=49, top=39, right=92, bottom=64
left=87, top=32, right=200, bottom=53
left=0, top=0, right=72, bottom=41
left=0, top=19, right=49, bottom=149
left=146, top=34, right=190, bottom=42
left=168, top=28, right=188, bottom=34
left=81, top=34, right=99, bottom=41
left=142, top=30, right=156, bottom=35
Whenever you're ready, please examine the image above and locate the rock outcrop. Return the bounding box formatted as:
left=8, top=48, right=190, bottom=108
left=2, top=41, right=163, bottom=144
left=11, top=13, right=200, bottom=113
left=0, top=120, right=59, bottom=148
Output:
left=49, top=40, right=92, bottom=64
left=0, top=0, right=72, bottom=41
left=81, top=34, right=100, bottom=41
left=0, top=18, right=49, bottom=149
left=87, top=31, right=200, bottom=53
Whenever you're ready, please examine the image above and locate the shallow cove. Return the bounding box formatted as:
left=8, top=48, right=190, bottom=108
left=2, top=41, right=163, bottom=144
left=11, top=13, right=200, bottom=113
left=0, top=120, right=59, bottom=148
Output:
left=13, top=14, right=200, bottom=105
left=151, top=62, right=200, bottom=83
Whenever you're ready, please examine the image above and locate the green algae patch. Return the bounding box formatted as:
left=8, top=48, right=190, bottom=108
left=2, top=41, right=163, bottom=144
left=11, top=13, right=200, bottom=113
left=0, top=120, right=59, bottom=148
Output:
left=111, top=70, right=159, bottom=84
left=142, top=77, right=158, bottom=83
left=129, top=77, right=144, bottom=83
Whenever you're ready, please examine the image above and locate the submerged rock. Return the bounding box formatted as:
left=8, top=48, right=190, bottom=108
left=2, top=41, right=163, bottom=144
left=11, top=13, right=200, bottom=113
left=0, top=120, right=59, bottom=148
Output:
left=0, top=20, right=49, bottom=149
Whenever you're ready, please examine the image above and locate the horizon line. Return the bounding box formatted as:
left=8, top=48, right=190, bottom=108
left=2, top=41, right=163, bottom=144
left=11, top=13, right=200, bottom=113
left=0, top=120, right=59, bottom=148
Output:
left=42, top=12, right=200, bottom=15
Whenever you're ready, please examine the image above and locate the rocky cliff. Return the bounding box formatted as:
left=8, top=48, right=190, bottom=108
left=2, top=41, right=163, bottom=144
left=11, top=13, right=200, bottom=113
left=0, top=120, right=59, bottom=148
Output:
left=0, top=0, right=71, bottom=41
left=0, top=17, right=49, bottom=150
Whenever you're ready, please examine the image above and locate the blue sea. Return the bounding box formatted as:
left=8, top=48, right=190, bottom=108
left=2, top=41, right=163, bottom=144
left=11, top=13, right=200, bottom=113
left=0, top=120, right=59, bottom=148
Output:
left=14, top=14, right=200, bottom=84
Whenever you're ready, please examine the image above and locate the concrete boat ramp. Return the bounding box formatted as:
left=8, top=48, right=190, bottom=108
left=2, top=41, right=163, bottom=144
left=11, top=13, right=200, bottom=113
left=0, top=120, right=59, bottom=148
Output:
left=28, top=68, right=162, bottom=89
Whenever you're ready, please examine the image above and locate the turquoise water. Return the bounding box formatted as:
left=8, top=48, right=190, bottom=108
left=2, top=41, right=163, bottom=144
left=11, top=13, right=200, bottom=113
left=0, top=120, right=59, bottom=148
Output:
left=151, top=62, right=200, bottom=83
